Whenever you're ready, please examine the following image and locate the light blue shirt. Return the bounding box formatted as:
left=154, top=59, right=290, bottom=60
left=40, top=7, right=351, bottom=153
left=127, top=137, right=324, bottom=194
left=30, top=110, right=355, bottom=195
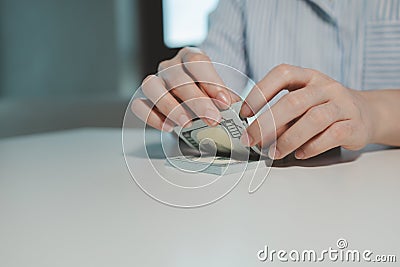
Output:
left=200, top=0, right=400, bottom=95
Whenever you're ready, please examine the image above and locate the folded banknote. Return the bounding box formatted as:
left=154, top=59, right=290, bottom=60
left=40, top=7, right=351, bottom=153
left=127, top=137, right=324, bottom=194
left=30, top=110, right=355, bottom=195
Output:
left=173, top=101, right=262, bottom=160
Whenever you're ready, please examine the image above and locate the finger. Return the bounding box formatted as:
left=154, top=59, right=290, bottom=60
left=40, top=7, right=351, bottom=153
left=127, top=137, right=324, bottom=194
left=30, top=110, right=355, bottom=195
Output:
left=267, top=85, right=329, bottom=135
left=131, top=98, right=175, bottom=132
left=294, top=120, right=352, bottom=159
left=241, top=85, right=329, bottom=147
left=180, top=49, right=232, bottom=109
left=271, top=123, right=290, bottom=141
left=141, top=74, right=192, bottom=128
left=159, top=64, right=222, bottom=126
left=271, top=102, right=341, bottom=159
left=240, top=64, right=314, bottom=118
left=229, top=91, right=242, bottom=102
left=255, top=123, right=289, bottom=155
left=240, top=106, right=275, bottom=148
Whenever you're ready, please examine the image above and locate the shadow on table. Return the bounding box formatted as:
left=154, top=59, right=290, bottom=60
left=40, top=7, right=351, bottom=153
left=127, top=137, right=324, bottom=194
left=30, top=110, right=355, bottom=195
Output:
left=272, top=144, right=397, bottom=168
left=130, top=143, right=357, bottom=167
left=271, top=148, right=358, bottom=168
left=127, top=139, right=197, bottom=159
left=127, top=136, right=396, bottom=168
left=128, top=142, right=166, bottom=159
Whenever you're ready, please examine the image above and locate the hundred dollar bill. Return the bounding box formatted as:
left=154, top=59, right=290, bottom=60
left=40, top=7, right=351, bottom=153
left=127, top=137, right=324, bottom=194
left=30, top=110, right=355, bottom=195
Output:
left=173, top=101, right=262, bottom=160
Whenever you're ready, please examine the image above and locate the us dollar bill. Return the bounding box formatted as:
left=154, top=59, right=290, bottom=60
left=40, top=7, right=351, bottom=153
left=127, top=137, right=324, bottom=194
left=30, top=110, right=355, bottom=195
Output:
left=173, top=102, right=262, bottom=160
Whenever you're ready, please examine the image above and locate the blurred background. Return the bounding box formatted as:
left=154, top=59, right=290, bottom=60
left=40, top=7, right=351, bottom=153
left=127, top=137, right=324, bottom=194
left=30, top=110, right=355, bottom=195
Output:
left=0, top=0, right=219, bottom=138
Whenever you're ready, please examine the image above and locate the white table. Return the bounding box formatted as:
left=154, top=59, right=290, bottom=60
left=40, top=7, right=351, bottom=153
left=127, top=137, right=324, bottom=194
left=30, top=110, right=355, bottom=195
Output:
left=1, top=128, right=399, bottom=266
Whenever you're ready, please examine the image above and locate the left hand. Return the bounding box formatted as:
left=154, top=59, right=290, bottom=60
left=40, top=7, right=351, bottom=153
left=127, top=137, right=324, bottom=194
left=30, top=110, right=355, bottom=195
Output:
left=239, top=64, right=374, bottom=160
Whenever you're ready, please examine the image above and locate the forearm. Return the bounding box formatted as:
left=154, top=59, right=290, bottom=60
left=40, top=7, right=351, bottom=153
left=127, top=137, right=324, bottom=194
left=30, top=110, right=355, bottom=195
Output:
left=360, top=89, right=400, bottom=146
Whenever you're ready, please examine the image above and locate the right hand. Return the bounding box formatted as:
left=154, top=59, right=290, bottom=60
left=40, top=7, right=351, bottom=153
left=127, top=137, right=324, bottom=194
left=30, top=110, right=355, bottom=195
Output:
left=131, top=47, right=239, bottom=132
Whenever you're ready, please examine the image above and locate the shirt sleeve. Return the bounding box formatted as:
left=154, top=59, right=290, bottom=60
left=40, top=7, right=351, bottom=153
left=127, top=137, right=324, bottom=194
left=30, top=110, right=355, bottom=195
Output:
left=199, top=0, right=248, bottom=96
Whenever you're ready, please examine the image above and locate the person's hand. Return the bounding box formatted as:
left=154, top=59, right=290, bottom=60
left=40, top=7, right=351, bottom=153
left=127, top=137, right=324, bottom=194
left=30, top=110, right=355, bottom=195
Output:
left=240, top=64, right=375, bottom=160
left=131, top=47, right=239, bottom=132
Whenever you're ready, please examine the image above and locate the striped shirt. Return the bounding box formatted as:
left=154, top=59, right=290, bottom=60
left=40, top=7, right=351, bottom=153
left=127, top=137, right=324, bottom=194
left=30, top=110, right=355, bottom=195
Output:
left=200, top=0, right=400, bottom=96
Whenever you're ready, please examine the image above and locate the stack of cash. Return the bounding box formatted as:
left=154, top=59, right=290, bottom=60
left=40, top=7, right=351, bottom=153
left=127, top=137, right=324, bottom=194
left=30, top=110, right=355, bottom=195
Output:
left=166, top=155, right=259, bottom=175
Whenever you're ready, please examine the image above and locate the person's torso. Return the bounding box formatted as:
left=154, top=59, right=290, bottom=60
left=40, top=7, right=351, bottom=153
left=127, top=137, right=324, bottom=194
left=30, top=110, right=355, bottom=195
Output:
left=244, top=0, right=400, bottom=90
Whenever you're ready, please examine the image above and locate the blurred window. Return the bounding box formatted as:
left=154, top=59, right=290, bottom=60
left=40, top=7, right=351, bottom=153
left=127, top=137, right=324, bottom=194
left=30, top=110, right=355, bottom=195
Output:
left=162, top=0, right=219, bottom=48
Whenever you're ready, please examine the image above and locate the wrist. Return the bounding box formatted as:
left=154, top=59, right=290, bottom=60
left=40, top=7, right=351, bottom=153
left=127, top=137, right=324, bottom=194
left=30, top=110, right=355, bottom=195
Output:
left=358, top=90, right=387, bottom=144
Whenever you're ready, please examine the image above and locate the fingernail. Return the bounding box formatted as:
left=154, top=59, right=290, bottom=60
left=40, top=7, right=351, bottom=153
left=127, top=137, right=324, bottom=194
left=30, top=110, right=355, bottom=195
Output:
left=268, top=144, right=281, bottom=159
left=240, top=102, right=252, bottom=118
left=216, top=91, right=231, bottom=106
left=204, top=108, right=221, bottom=126
left=162, top=122, right=174, bottom=132
left=240, top=131, right=253, bottom=147
left=178, top=114, right=192, bottom=128
left=295, top=149, right=305, bottom=159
